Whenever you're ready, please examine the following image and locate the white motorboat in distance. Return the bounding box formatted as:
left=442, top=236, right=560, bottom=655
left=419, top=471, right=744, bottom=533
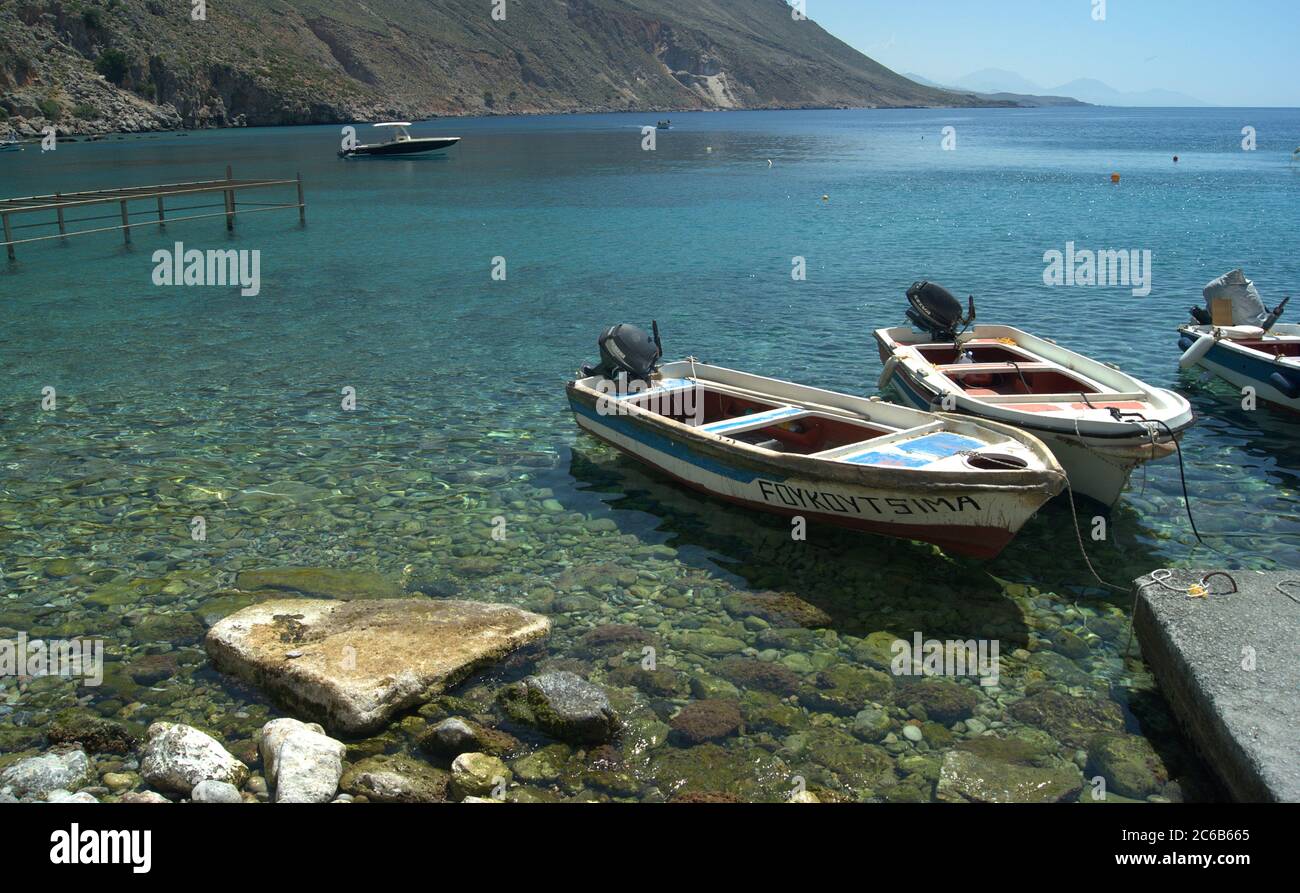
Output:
left=875, top=282, right=1194, bottom=507
left=339, top=122, right=460, bottom=158
left=568, top=323, right=1066, bottom=559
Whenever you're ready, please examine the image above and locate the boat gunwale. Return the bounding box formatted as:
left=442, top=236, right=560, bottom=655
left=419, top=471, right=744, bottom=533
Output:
left=875, top=324, right=1195, bottom=442
left=566, top=371, right=1065, bottom=497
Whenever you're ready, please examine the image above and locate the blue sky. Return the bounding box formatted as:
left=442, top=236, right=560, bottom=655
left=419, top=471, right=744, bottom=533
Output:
left=808, top=0, right=1298, bottom=106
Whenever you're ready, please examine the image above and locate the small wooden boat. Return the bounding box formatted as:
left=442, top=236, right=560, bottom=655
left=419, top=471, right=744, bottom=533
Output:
left=567, top=325, right=1066, bottom=559
left=339, top=122, right=460, bottom=158
left=1178, top=270, right=1298, bottom=413
left=0, top=131, right=22, bottom=153
left=875, top=282, right=1194, bottom=507
left=656, top=119, right=672, bottom=130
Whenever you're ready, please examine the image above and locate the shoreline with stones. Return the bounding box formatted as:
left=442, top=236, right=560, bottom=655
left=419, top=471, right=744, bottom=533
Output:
left=1, top=564, right=1198, bottom=804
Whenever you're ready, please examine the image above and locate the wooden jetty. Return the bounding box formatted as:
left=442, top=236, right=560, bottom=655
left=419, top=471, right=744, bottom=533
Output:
left=1, top=166, right=305, bottom=262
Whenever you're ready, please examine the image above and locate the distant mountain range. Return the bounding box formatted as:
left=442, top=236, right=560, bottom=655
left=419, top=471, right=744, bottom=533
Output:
left=0, top=0, right=1000, bottom=135
left=907, top=68, right=1208, bottom=107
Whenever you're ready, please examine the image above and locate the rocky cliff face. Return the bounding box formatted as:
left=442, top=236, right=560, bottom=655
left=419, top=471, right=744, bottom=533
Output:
left=0, top=0, right=988, bottom=136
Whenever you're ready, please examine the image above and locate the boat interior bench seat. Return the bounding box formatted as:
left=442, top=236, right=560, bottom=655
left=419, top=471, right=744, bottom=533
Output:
left=937, top=362, right=1055, bottom=375
left=700, top=406, right=809, bottom=436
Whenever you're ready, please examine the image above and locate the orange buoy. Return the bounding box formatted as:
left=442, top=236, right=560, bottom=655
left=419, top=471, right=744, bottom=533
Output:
left=1110, top=172, right=1121, bottom=184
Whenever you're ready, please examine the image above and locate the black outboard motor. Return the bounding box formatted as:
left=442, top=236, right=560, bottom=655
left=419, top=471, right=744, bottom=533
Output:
left=906, top=281, right=976, bottom=342
left=581, top=322, right=663, bottom=383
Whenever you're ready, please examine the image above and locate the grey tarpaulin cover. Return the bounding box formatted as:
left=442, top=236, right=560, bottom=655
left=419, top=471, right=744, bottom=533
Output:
left=1203, top=269, right=1267, bottom=325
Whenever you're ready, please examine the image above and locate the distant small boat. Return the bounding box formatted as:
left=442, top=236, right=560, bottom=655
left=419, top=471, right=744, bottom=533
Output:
left=568, top=322, right=1065, bottom=558
left=339, top=122, right=460, bottom=158
left=657, top=119, right=672, bottom=130
left=875, top=281, right=1194, bottom=507
left=1178, top=269, right=1298, bottom=413
left=0, top=131, right=22, bottom=153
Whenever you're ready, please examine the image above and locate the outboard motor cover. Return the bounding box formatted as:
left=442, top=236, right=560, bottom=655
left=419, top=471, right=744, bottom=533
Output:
left=906, top=280, right=966, bottom=341
left=582, top=323, right=662, bottom=383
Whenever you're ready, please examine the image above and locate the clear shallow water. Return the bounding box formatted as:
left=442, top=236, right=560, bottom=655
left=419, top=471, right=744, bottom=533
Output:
left=1, top=107, right=1299, bottom=802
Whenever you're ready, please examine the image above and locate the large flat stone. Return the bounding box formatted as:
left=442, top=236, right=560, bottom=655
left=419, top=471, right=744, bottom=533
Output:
left=1134, top=570, right=1300, bottom=802
left=205, top=598, right=550, bottom=735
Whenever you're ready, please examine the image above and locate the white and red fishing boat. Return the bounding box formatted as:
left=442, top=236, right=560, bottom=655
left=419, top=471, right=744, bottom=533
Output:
left=875, top=282, right=1194, bottom=507
left=567, top=323, right=1066, bottom=559
left=1177, top=268, right=1298, bottom=414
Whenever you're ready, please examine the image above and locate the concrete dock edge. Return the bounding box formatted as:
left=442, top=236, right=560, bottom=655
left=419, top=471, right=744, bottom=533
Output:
left=1133, top=569, right=1300, bottom=802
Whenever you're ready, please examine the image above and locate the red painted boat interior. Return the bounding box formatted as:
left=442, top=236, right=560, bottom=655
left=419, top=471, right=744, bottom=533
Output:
left=1233, top=339, right=1300, bottom=357
left=912, top=344, right=1100, bottom=396
left=633, top=388, right=893, bottom=456
left=917, top=344, right=1028, bottom=364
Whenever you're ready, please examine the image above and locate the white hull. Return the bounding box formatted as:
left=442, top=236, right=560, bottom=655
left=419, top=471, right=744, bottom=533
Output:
left=875, top=324, right=1193, bottom=507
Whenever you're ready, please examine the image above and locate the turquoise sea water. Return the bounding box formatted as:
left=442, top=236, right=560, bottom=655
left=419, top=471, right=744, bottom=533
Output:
left=2, top=107, right=1299, bottom=802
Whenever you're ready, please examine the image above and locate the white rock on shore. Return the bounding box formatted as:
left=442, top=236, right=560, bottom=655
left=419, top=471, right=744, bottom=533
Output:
left=259, top=718, right=347, bottom=803
left=140, top=723, right=249, bottom=795
left=205, top=598, right=551, bottom=735
left=0, top=748, right=92, bottom=800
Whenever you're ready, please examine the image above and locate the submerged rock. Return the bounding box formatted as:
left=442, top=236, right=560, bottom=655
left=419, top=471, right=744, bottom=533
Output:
left=339, top=754, right=449, bottom=803
left=450, top=753, right=511, bottom=800
left=205, top=598, right=550, bottom=734
left=259, top=718, right=347, bottom=804
left=936, top=750, right=1083, bottom=803
left=47, top=710, right=138, bottom=755
left=722, top=591, right=832, bottom=629
left=895, top=678, right=980, bottom=724
left=799, top=666, right=893, bottom=716
left=669, top=699, right=743, bottom=745
left=1087, top=732, right=1169, bottom=798
left=140, top=723, right=248, bottom=795
left=500, top=671, right=619, bottom=745
left=0, top=748, right=92, bottom=799
left=1008, top=690, right=1125, bottom=749
left=418, top=718, right=519, bottom=759
left=717, top=657, right=802, bottom=695
left=234, top=567, right=402, bottom=601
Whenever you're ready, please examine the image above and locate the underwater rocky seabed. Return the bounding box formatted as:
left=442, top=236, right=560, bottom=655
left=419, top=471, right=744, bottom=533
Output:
left=7, top=372, right=1298, bottom=804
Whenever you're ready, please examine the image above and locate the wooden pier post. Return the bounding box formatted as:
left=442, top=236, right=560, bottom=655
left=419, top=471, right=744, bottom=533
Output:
left=2, top=213, right=13, bottom=261
left=297, top=172, right=306, bottom=224
left=225, top=165, right=236, bottom=231
left=55, top=193, right=66, bottom=237
left=156, top=195, right=166, bottom=230
left=119, top=201, right=131, bottom=245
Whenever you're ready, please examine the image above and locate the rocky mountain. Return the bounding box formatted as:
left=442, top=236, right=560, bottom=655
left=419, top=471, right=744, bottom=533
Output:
left=0, top=0, right=993, bottom=136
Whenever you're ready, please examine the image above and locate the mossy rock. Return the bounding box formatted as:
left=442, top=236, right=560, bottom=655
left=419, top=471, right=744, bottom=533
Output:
left=716, top=657, right=802, bottom=695
left=129, top=611, right=206, bottom=645
left=1007, top=690, right=1125, bottom=749
left=47, top=709, right=139, bottom=755
left=605, top=663, right=690, bottom=698
left=721, top=591, right=832, bottom=629
left=1087, top=732, right=1169, bottom=798
left=553, top=563, right=639, bottom=591
left=798, top=665, right=893, bottom=716
left=648, top=742, right=787, bottom=801
left=234, top=567, right=402, bottom=601
left=668, top=699, right=742, bottom=745
left=895, top=678, right=980, bottom=724
left=804, top=728, right=898, bottom=798
left=851, top=631, right=907, bottom=671
left=740, top=692, right=807, bottom=735
left=578, top=624, right=657, bottom=656
left=340, top=754, right=450, bottom=803
left=511, top=744, right=572, bottom=783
